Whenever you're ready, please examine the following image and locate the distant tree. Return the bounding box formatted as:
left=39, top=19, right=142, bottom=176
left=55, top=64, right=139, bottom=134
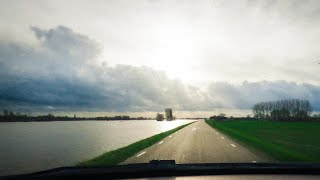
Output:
left=210, top=113, right=227, bottom=120
left=218, top=113, right=226, bottom=117
left=156, top=113, right=164, bottom=121
left=253, top=99, right=312, bottom=121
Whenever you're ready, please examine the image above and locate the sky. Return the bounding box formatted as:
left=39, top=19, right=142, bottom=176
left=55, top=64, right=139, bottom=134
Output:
left=0, top=0, right=320, bottom=115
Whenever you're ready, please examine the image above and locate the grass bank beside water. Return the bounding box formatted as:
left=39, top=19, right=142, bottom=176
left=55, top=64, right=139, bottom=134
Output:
left=206, top=119, right=320, bottom=162
left=78, top=122, right=194, bottom=166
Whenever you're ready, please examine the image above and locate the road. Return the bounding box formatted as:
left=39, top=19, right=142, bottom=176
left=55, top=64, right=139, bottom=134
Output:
left=122, top=120, right=273, bottom=164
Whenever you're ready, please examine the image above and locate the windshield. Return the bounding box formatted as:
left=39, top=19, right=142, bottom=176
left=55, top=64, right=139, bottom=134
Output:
left=1, top=0, right=320, bottom=176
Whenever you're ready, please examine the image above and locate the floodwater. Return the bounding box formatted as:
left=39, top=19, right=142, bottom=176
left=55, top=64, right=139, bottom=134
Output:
left=0, top=120, right=195, bottom=176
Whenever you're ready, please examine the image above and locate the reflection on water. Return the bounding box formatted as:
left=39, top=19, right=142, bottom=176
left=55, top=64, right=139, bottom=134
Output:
left=0, top=120, right=195, bottom=176
left=158, top=120, right=192, bottom=132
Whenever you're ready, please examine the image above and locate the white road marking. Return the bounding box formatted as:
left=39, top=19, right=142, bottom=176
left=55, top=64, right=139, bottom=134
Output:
left=169, top=135, right=172, bottom=138
left=158, top=141, right=163, bottom=145
left=231, top=144, right=236, bottom=147
left=136, top=151, right=146, bottom=157
left=216, top=133, right=219, bottom=134
left=252, top=161, right=257, bottom=163
left=221, top=137, right=225, bottom=139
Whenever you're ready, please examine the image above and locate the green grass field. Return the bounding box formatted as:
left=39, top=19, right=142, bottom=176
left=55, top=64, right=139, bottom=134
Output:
left=205, top=119, right=320, bottom=162
left=78, top=122, right=194, bottom=166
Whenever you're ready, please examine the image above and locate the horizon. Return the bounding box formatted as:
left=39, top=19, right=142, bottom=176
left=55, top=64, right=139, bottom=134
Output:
left=0, top=109, right=253, bottom=118
left=2, top=109, right=320, bottom=119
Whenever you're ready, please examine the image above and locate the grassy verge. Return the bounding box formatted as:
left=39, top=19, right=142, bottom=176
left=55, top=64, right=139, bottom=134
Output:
left=78, top=122, right=194, bottom=166
left=205, top=119, right=320, bottom=162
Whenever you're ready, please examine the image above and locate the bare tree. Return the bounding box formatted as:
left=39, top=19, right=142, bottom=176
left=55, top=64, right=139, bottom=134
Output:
left=253, top=99, right=312, bottom=121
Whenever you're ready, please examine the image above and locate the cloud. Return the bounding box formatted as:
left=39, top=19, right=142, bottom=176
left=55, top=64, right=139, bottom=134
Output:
left=2, top=1, right=320, bottom=84
left=30, top=26, right=99, bottom=64
left=0, top=26, right=100, bottom=80
left=0, top=26, right=206, bottom=111
left=0, top=26, right=320, bottom=113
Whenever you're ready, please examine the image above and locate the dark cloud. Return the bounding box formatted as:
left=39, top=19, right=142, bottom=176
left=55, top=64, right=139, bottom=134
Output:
left=0, top=26, right=205, bottom=111
left=30, top=26, right=99, bottom=64
left=0, top=26, right=99, bottom=79
left=0, top=26, right=320, bottom=112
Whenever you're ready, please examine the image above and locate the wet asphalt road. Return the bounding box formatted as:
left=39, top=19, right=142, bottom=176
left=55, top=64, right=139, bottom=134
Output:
left=122, top=120, right=272, bottom=164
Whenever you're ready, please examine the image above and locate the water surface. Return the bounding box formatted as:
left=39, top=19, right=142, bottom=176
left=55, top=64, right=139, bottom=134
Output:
left=0, top=120, right=195, bottom=176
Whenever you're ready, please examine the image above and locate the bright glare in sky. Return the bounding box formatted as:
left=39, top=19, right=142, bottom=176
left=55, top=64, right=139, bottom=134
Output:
left=1, top=0, right=320, bottom=112
left=149, top=22, right=198, bottom=82
left=2, top=0, right=320, bottom=84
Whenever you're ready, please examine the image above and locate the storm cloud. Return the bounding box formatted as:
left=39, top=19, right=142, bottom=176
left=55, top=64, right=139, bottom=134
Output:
left=0, top=26, right=206, bottom=112
left=0, top=26, right=320, bottom=112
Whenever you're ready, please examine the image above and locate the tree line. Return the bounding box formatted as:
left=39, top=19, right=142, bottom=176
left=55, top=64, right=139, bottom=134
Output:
left=253, top=99, right=313, bottom=120
left=0, top=110, right=153, bottom=122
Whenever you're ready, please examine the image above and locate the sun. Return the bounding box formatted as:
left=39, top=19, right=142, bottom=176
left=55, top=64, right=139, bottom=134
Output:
left=149, top=22, right=199, bottom=82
